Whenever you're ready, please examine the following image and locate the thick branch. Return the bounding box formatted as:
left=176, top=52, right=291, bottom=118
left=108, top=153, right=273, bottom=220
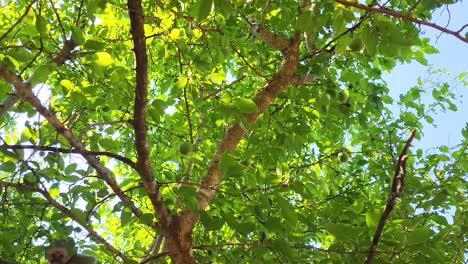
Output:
left=249, top=19, right=290, bottom=51
left=0, top=63, right=154, bottom=229
left=364, top=130, right=416, bottom=263
left=127, top=0, right=171, bottom=227
left=196, top=34, right=302, bottom=210
left=0, top=144, right=137, bottom=169
left=0, top=180, right=133, bottom=263
left=290, top=74, right=317, bottom=85
left=0, top=39, right=77, bottom=117
left=334, top=0, right=468, bottom=43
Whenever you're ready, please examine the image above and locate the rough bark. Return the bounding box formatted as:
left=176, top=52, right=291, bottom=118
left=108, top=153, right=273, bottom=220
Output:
left=196, top=30, right=304, bottom=209
left=364, top=130, right=416, bottom=263
left=0, top=63, right=151, bottom=228
left=127, top=0, right=172, bottom=227
left=165, top=210, right=198, bottom=264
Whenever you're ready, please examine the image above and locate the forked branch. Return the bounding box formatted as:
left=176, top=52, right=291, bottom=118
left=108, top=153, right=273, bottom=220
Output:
left=0, top=62, right=154, bottom=229
left=196, top=22, right=315, bottom=210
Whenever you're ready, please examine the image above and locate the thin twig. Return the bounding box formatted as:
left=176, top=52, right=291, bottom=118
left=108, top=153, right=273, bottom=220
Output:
left=334, top=0, right=468, bottom=43
left=203, top=75, right=246, bottom=101
left=0, top=0, right=37, bottom=44
left=48, top=0, right=67, bottom=42
left=0, top=144, right=137, bottom=169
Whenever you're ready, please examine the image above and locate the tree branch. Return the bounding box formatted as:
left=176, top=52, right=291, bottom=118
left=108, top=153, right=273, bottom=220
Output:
left=0, top=0, right=37, bottom=44
left=0, top=180, right=133, bottom=263
left=127, top=0, right=171, bottom=227
left=203, top=75, right=247, bottom=101
left=0, top=144, right=137, bottom=169
left=248, top=19, right=290, bottom=51
left=364, top=130, right=416, bottom=264
left=0, top=39, right=77, bottom=118
left=196, top=29, right=302, bottom=210
left=333, top=0, right=468, bottom=43
left=0, top=63, right=155, bottom=229
left=290, top=74, right=317, bottom=85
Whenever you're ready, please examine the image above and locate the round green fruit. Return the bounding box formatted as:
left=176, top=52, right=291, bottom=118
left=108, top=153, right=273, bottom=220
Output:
left=339, top=91, right=349, bottom=104
left=338, top=151, right=349, bottom=163
left=349, top=37, right=364, bottom=52
left=178, top=142, right=193, bottom=155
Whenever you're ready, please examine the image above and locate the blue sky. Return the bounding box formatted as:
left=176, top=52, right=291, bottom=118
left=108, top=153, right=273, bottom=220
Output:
left=384, top=1, right=468, bottom=150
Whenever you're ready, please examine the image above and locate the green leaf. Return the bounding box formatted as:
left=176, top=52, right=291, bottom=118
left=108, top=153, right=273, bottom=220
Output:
left=120, top=209, right=133, bottom=226
left=268, top=238, right=294, bottom=259
left=59, top=79, right=76, bottom=90
left=71, top=208, right=87, bottom=224
left=340, top=70, right=362, bottom=82
left=276, top=196, right=298, bottom=226
left=193, top=0, right=213, bottom=21
left=324, top=223, right=353, bottom=241
left=64, top=163, right=78, bottom=175
left=264, top=217, right=283, bottom=234
left=296, top=11, right=315, bottom=33
left=236, top=222, right=256, bottom=235
left=406, top=226, right=433, bottom=245
left=35, top=14, right=48, bottom=36
left=139, top=213, right=154, bottom=225
left=174, top=76, right=188, bottom=90
left=200, top=211, right=225, bottom=231
left=414, top=50, right=428, bottom=65
left=232, top=98, right=257, bottom=114
left=9, top=49, right=30, bottom=62
left=169, top=28, right=181, bottom=39
left=84, top=38, right=106, bottom=50
left=30, top=63, right=57, bottom=85
left=219, top=152, right=245, bottom=178
left=95, top=52, right=113, bottom=67
left=100, top=137, right=116, bottom=150
left=366, top=209, right=381, bottom=229
left=177, top=186, right=198, bottom=211
left=214, top=0, right=233, bottom=18
left=207, top=72, right=225, bottom=84
left=71, top=26, right=85, bottom=45
left=430, top=214, right=448, bottom=225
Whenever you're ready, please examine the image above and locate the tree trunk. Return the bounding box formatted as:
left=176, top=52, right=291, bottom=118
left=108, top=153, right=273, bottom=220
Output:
left=165, top=210, right=197, bottom=264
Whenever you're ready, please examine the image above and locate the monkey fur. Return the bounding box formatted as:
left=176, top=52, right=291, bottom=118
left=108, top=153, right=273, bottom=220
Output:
left=45, top=240, right=96, bottom=264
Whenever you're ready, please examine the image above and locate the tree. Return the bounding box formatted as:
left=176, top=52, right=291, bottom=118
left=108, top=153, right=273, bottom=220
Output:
left=0, top=0, right=466, bottom=263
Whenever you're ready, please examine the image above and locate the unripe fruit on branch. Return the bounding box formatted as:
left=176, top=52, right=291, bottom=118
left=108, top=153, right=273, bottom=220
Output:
left=349, top=37, right=364, bottom=52
left=339, top=91, right=349, bottom=104
left=178, top=142, right=193, bottom=155
left=338, top=151, right=349, bottom=163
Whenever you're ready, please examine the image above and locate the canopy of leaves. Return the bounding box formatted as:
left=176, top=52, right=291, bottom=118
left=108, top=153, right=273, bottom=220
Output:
left=0, top=0, right=467, bottom=263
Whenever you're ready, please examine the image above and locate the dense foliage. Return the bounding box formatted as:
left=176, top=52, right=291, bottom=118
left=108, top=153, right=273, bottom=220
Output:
left=0, top=0, right=466, bottom=263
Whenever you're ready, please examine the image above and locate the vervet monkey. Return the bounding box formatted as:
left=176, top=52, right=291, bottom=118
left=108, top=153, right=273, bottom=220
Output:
left=45, top=240, right=96, bottom=264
